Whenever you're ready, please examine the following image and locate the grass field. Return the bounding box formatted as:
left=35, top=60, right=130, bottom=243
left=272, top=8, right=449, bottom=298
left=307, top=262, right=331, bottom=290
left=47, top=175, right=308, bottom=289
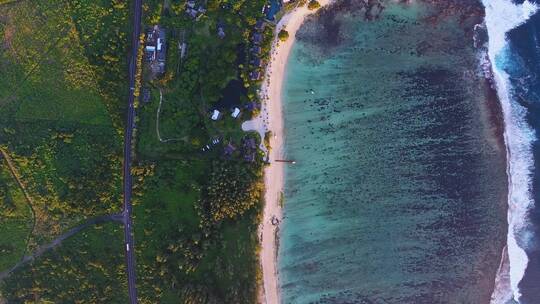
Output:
left=0, top=222, right=128, bottom=302
left=0, top=0, right=127, bottom=247
left=0, top=0, right=131, bottom=298
left=0, top=159, right=33, bottom=271
left=133, top=161, right=261, bottom=303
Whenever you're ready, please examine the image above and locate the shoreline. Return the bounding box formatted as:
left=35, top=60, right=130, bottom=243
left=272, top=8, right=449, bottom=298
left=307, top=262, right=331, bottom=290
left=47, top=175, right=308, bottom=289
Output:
left=244, top=1, right=333, bottom=303
left=482, top=1, right=538, bottom=302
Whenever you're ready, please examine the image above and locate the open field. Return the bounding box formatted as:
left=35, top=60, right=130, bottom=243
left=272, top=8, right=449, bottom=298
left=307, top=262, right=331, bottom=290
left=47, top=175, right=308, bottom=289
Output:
left=133, top=160, right=262, bottom=303
left=0, top=159, right=33, bottom=271
left=0, top=0, right=128, bottom=246
left=0, top=222, right=128, bottom=302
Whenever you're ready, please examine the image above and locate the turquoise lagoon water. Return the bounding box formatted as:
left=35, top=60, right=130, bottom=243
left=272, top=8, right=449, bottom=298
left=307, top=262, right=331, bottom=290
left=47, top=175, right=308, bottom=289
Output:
left=278, top=2, right=508, bottom=303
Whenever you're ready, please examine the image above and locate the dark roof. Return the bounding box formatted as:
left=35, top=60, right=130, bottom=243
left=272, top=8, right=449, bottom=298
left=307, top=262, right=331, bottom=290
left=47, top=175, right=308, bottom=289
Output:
left=244, top=101, right=260, bottom=111
left=251, top=57, right=261, bottom=67
left=251, top=46, right=262, bottom=54
left=250, top=71, right=261, bottom=80
left=244, top=138, right=257, bottom=149
left=252, top=33, right=263, bottom=44
left=187, top=8, right=197, bottom=18
left=218, top=27, right=225, bottom=38
left=142, top=88, right=151, bottom=103
left=255, top=20, right=265, bottom=31
left=224, top=143, right=236, bottom=156
left=244, top=152, right=255, bottom=162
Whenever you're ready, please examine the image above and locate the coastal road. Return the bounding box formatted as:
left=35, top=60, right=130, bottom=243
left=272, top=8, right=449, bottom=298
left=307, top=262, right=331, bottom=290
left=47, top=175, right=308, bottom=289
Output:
left=123, top=0, right=143, bottom=303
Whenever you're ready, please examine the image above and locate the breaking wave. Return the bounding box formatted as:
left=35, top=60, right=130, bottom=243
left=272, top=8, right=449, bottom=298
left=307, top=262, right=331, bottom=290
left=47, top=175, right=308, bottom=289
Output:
left=482, top=0, right=538, bottom=303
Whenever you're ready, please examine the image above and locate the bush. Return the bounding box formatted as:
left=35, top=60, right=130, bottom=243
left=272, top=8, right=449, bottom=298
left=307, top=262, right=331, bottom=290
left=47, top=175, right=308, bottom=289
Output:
left=278, top=29, right=289, bottom=42
left=308, top=0, right=321, bottom=10
left=199, top=161, right=263, bottom=223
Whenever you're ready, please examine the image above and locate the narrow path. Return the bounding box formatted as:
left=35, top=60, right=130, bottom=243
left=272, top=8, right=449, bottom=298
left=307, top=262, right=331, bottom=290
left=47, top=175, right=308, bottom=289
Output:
left=0, top=148, right=37, bottom=254
left=0, top=213, right=123, bottom=281
left=156, top=88, right=182, bottom=143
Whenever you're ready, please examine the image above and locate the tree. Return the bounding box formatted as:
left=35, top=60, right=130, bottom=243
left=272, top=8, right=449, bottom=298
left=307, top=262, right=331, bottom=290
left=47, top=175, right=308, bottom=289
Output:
left=308, top=0, right=321, bottom=10
left=199, top=161, right=263, bottom=223
left=278, top=29, right=289, bottom=42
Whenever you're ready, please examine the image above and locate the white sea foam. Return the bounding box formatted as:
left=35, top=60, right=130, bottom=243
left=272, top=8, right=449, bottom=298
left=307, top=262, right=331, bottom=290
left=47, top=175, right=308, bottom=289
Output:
left=482, top=0, right=538, bottom=303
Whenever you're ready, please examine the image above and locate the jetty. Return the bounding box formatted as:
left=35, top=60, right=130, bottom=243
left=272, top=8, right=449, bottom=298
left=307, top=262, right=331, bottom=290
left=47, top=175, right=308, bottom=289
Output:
left=275, top=159, right=296, bottom=164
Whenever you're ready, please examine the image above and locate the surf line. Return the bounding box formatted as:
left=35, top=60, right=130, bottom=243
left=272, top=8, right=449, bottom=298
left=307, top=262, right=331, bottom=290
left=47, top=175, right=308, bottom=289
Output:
left=482, top=0, right=538, bottom=303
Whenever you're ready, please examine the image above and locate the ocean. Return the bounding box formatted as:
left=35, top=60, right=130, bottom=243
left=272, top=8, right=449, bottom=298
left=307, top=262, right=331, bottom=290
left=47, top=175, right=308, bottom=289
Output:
left=278, top=1, right=516, bottom=303
left=486, top=0, right=540, bottom=302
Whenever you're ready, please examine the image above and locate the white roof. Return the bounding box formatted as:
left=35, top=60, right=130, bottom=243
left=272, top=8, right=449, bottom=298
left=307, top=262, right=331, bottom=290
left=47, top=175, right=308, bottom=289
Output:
left=231, top=107, right=240, bottom=118
left=145, top=46, right=156, bottom=51
left=157, top=38, right=162, bottom=51
left=211, top=110, right=220, bottom=120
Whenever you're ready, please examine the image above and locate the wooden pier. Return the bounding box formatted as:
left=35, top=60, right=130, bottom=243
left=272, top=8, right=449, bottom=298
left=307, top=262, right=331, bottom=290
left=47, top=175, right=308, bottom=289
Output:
left=275, top=159, right=296, bottom=164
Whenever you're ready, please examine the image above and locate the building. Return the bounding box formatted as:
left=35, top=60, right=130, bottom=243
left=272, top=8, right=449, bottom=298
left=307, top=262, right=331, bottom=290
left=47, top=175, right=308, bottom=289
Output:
left=251, top=57, right=262, bottom=68
left=255, top=19, right=265, bottom=31
left=250, top=71, right=261, bottom=81
left=252, top=33, right=263, bottom=45
left=211, top=109, right=221, bottom=120
left=218, top=26, right=226, bottom=39
left=186, top=1, right=206, bottom=19
left=223, top=143, right=236, bottom=157
left=251, top=46, right=262, bottom=55
left=244, top=101, right=260, bottom=112
left=141, top=88, right=151, bottom=103
left=145, top=25, right=167, bottom=75
left=231, top=107, right=241, bottom=118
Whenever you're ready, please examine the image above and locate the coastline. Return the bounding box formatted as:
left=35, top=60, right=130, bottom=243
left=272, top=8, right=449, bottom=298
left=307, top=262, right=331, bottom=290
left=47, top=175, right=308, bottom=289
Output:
left=482, top=1, right=538, bottom=302
left=245, top=1, right=333, bottom=303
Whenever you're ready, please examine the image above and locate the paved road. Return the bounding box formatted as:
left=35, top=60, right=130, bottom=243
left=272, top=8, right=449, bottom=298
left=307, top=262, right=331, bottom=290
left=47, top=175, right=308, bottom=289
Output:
left=123, top=0, right=143, bottom=303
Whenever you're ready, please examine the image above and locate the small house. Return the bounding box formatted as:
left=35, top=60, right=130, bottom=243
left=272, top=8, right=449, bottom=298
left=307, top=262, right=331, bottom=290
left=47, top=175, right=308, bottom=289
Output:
left=218, top=26, right=226, bottom=39
left=211, top=109, right=221, bottom=120
left=252, top=33, right=263, bottom=45
left=224, top=143, right=236, bottom=156
left=251, top=46, right=262, bottom=55
left=141, top=88, right=151, bottom=103
left=255, top=20, right=265, bottom=31
left=244, top=101, right=260, bottom=112
left=231, top=107, right=241, bottom=118
left=251, top=57, right=262, bottom=68
left=250, top=71, right=261, bottom=81
left=144, top=25, right=167, bottom=75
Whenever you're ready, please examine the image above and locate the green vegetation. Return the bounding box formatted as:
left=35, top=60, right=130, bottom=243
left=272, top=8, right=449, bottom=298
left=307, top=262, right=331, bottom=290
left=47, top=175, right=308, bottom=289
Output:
left=133, top=0, right=271, bottom=302
left=0, top=160, right=33, bottom=271
left=264, top=130, right=273, bottom=152
left=0, top=222, right=128, bottom=303
left=132, top=160, right=263, bottom=303
left=0, top=0, right=130, bottom=300
left=278, top=29, right=290, bottom=41
left=308, top=0, right=321, bottom=10
left=1, top=0, right=278, bottom=302
left=0, top=0, right=127, bottom=246
left=199, top=160, right=264, bottom=224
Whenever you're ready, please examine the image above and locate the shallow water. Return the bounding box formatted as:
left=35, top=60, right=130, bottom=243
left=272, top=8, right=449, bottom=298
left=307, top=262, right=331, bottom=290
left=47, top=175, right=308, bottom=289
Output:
left=278, top=1, right=508, bottom=303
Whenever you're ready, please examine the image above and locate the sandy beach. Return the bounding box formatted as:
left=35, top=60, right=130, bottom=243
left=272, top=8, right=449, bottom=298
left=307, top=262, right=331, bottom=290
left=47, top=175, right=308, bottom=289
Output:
left=241, top=1, right=333, bottom=303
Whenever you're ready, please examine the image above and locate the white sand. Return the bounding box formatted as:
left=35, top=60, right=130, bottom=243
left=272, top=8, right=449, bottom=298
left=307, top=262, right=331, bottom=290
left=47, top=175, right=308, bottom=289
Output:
left=241, top=1, right=333, bottom=303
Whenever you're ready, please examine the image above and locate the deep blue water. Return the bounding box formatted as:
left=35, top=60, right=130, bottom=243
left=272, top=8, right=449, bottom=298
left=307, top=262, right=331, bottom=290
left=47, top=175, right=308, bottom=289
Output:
left=507, top=8, right=540, bottom=302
